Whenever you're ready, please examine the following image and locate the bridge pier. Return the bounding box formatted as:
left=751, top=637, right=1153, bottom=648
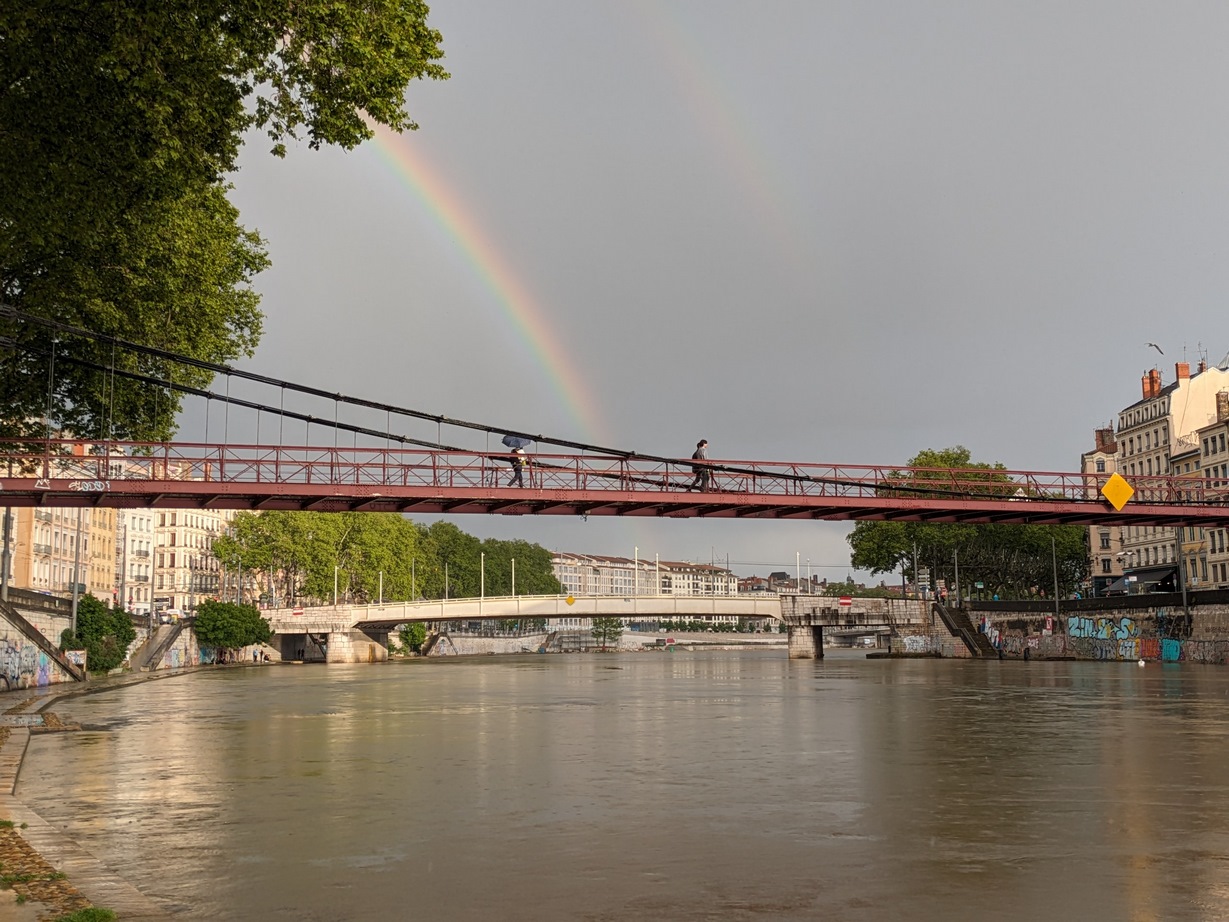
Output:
left=324, top=630, right=389, bottom=664
left=786, top=624, right=824, bottom=659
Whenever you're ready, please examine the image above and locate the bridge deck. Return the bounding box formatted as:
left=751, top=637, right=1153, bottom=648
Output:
left=1, top=441, right=1226, bottom=526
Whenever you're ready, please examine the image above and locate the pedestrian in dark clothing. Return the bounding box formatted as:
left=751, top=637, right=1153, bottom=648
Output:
left=508, top=448, right=526, bottom=487
left=690, top=439, right=710, bottom=491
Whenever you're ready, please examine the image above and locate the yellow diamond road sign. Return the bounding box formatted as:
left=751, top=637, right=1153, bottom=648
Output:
left=566, top=595, right=576, bottom=606
left=1101, top=473, right=1134, bottom=511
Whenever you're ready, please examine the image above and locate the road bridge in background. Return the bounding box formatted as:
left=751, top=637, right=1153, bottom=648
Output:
left=263, top=594, right=782, bottom=632
left=2, top=440, right=1226, bottom=526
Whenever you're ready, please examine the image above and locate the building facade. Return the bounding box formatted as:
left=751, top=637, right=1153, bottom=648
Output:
left=1114, top=361, right=1229, bottom=590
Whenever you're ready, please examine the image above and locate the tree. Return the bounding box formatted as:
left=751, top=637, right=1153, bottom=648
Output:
left=215, top=511, right=560, bottom=605
left=398, top=623, right=427, bottom=654
left=194, top=600, right=272, bottom=653
left=61, top=594, right=136, bottom=673
left=847, top=446, right=1089, bottom=599
left=1, top=0, right=448, bottom=439
left=591, top=617, right=623, bottom=651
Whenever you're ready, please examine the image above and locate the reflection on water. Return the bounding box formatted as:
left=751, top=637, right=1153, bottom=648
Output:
left=17, top=652, right=1229, bottom=921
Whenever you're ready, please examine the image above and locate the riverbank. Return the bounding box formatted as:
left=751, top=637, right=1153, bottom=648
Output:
left=0, top=668, right=217, bottom=920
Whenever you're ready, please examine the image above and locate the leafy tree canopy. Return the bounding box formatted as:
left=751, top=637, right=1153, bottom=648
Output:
left=1, top=0, right=447, bottom=439
left=194, top=600, right=273, bottom=651
left=847, top=447, right=1089, bottom=599
left=61, top=594, right=137, bottom=673
left=214, top=511, right=561, bottom=605
left=590, top=616, right=624, bottom=650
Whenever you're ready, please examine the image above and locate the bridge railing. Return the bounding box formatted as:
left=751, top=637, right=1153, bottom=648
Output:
left=3, top=439, right=1229, bottom=507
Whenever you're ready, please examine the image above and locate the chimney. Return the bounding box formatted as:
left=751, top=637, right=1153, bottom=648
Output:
left=1218, top=391, right=1229, bottom=423
left=1094, top=427, right=1117, bottom=453
left=1142, top=372, right=1152, bottom=399
left=1199, top=359, right=1208, bottom=374
left=1176, top=362, right=1190, bottom=381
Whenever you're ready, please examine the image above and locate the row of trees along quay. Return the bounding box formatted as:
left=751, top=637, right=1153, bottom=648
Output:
left=846, top=447, right=1089, bottom=600
left=213, top=511, right=562, bottom=606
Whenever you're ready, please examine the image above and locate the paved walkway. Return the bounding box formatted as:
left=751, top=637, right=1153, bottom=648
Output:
left=0, top=674, right=189, bottom=920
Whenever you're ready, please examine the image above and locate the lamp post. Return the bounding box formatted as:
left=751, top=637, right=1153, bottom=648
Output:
left=0, top=506, right=12, bottom=602
left=480, top=552, right=485, bottom=599
left=378, top=570, right=383, bottom=606
left=333, top=565, right=338, bottom=606
left=1051, top=536, right=1060, bottom=619
left=796, top=551, right=801, bottom=593
left=511, top=557, right=516, bottom=597
left=634, top=546, right=639, bottom=596
left=70, top=508, right=84, bottom=634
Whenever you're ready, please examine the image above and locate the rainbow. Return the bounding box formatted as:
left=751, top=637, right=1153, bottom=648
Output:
left=368, top=125, right=609, bottom=444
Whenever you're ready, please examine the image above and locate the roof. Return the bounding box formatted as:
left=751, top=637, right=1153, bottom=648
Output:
left=1103, top=565, right=1178, bottom=595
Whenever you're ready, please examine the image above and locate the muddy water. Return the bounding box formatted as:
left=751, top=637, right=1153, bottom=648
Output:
left=17, top=651, right=1229, bottom=920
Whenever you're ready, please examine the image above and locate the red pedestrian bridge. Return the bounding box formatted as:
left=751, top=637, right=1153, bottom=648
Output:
left=1, top=440, right=1226, bottom=526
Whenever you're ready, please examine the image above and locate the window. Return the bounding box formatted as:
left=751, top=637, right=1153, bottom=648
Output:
left=1101, top=559, right=1112, bottom=573
left=1096, top=459, right=1106, bottom=473
left=1221, top=434, right=1227, bottom=453
left=1100, top=532, right=1111, bottom=549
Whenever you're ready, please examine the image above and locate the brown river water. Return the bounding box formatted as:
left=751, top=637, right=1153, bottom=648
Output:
left=15, top=650, right=1229, bottom=921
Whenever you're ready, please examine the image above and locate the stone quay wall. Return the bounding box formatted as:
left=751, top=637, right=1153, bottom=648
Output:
left=0, top=593, right=81, bottom=689
left=963, top=590, right=1229, bottom=664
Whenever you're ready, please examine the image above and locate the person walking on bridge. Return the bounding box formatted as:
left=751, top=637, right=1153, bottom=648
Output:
left=508, top=447, right=527, bottom=487
left=689, top=439, right=710, bottom=491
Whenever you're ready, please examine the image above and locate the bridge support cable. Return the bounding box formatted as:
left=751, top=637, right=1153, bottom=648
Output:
left=1, top=305, right=904, bottom=500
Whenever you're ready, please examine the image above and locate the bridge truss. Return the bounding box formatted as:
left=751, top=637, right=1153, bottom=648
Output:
left=1, top=440, right=1226, bottom=526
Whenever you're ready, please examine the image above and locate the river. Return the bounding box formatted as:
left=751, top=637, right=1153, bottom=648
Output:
left=15, top=650, right=1229, bottom=921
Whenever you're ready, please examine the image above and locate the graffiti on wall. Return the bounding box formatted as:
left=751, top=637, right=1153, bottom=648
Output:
left=1067, top=616, right=1138, bottom=641
left=0, top=637, right=54, bottom=690
left=901, top=635, right=938, bottom=654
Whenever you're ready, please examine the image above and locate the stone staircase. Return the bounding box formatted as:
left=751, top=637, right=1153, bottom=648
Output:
left=933, top=603, right=998, bottom=658
left=132, top=622, right=184, bottom=671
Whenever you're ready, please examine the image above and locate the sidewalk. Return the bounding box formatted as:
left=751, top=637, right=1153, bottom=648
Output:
left=0, top=676, right=178, bottom=919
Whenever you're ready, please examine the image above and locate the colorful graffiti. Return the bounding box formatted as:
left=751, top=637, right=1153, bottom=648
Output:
left=1067, top=616, right=1138, bottom=640
left=0, top=637, right=55, bottom=690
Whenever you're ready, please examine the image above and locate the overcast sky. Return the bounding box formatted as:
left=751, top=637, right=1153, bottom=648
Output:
left=214, top=1, right=1229, bottom=581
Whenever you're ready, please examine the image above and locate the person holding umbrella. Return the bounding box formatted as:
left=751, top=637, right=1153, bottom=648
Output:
left=501, top=435, right=533, bottom=487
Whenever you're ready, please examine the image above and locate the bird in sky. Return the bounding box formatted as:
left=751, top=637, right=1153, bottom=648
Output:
left=1146, top=342, right=1164, bottom=355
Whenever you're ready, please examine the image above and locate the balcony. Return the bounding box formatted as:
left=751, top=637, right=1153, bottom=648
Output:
left=32, top=543, right=52, bottom=555
left=34, top=510, right=52, bottom=522
left=132, top=549, right=150, bottom=559
left=131, top=575, right=151, bottom=583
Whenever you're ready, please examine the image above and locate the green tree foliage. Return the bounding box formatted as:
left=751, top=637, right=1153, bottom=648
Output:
left=818, top=579, right=898, bottom=600
left=194, top=600, right=272, bottom=652
left=215, top=512, right=561, bottom=604
left=398, top=623, right=427, bottom=654
left=847, top=446, right=1089, bottom=599
left=590, top=617, right=624, bottom=650
left=61, top=595, right=136, bottom=673
left=1, top=0, right=447, bottom=440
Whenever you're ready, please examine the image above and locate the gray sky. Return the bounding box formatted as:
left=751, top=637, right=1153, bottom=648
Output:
left=217, top=1, right=1229, bottom=581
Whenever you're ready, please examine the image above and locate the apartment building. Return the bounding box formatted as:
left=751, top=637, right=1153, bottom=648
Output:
left=1196, top=391, right=1229, bottom=590
left=1113, top=361, right=1229, bottom=592
left=153, top=507, right=233, bottom=614
left=549, top=552, right=741, bottom=631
